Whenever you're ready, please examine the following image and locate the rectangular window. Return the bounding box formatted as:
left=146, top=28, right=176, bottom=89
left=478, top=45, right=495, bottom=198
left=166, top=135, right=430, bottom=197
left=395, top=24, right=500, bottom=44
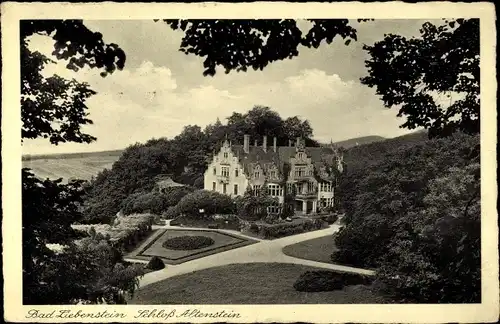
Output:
left=269, top=170, right=276, bottom=178
left=294, top=166, right=306, bottom=177
left=254, top=171, right=260, bottom=178
left=253, top=185, right=261, bottom=195
left=267, top=184, right=283, bottom=197
left=213, top=167, right=216, bottom=175
left=223, top=183, right=227, bottom=194
left=320, top=183, right=331, bottom=192
left=235, top=169, right=239, bottom=177
left=221, top=166, right=229, bottom=177
left=224, top=152, right=228, bottom=158
left=212, top=182, right=216, bottom=191
left=234, top=184, right=238, bottom=195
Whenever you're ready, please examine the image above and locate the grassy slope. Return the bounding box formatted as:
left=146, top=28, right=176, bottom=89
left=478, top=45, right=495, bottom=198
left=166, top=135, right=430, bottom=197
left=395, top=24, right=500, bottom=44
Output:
left=129, top=263, right=387, bottom=304
left=22, top=152, right=121, bottom=181
left=282, top=235, right=337, bottom=264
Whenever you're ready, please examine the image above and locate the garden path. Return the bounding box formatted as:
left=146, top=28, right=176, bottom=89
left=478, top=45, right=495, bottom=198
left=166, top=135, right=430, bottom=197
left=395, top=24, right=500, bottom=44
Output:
left=129, top=223, right=375, bottom=289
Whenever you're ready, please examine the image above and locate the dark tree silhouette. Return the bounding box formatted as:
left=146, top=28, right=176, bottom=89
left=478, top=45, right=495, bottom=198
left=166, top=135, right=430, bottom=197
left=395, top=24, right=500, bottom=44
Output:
left=161, top=18, right=478, bottom=138
left=361, top=19, right=479, bottom=138
left=162, top=19, right=368, bottom=76
left=21, top=20, right=125, bottom=144
left=21, top=20, right=142, bottom=305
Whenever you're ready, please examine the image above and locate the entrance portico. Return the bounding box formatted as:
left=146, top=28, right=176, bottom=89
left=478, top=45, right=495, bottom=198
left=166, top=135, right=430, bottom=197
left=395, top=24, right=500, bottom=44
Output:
left=295, top=199, right=317, bottom=215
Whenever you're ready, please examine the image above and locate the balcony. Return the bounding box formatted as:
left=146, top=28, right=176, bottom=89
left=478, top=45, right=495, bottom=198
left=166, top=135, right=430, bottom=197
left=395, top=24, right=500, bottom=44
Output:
left=296, top=190, right=317, bottom=199
left=216, top=174, right=230, bottom=183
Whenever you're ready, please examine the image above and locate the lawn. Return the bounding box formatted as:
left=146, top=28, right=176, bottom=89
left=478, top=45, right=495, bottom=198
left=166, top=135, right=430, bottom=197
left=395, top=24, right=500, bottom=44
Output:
left=282, top=235, right=337, bottom=263
left=129, top=263, right=387, bottom=304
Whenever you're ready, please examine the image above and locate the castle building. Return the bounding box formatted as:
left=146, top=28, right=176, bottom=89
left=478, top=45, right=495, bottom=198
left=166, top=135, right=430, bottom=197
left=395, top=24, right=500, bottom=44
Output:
left=203, top=134, right=344, bottom=215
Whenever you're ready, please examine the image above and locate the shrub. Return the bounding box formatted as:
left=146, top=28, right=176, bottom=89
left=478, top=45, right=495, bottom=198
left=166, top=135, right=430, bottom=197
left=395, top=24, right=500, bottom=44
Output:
left=246, top=218, right=326, bottom=239
left=121, top=186, right=194, bottom=216
left=72, top=214, right=154, bottom=252
left=168, top=214, right=242, bottom=230
left=175, top=190, right=235, bottom=218
left=162, top=235, right=215, bottom=250
left=146, top=256, right=165, bottom=271
left=163, top=205, right=180, bottom=220
left=293, top=271, right=344, bottom=292
left=293, top=270, right=372, bottom=292
left=235, top=186, right=279, bottom=220
left=321, top=213, right=339, bottom=224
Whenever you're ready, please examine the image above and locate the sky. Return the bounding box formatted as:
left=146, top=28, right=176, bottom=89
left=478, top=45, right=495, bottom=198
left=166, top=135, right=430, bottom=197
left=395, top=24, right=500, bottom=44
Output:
left=23, top=19, right=437, bottom=155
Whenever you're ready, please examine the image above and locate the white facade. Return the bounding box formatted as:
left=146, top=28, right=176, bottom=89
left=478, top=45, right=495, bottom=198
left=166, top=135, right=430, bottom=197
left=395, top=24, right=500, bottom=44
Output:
left=204, top=141, right=248, bottom=198
left=204, top=136, right=341, bottom=215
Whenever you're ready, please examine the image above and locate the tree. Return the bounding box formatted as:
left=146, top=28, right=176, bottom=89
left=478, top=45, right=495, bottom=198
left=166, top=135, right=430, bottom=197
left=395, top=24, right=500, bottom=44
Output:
left=21, top=20, right=125, bottom=144
left=21, top=20, right=141, bottom=304
left=376, top=163, right=480, bottom=303
left=360, top=19, right=479, bottom=138
left=163, top=19, right=364, bottom=76
left=235, top=185, right=278, bottom=221
left=83, top=138, right=181, bottom=223
left=331, top=132, right=480, bottom=302
left=175, top=190, right=236, bottom=218
left=163, top=19, right=478, bottom=139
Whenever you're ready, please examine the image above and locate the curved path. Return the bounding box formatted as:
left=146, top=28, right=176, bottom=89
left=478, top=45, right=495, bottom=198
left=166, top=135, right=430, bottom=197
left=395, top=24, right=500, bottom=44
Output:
left=129, top=223, right=375, bottom=289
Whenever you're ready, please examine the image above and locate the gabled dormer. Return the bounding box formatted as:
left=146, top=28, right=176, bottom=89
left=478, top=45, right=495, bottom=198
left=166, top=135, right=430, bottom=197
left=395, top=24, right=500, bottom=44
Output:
left=289, top=138, right=314, bottom=180
left=266, top=163, right=281, bottom=182
left=252, top=164, right=263, bottom=180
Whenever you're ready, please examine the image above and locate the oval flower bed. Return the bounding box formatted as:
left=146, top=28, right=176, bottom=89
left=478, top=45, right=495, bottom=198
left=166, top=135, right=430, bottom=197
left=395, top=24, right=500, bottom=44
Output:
left=162, top=235, right=215, bottom=250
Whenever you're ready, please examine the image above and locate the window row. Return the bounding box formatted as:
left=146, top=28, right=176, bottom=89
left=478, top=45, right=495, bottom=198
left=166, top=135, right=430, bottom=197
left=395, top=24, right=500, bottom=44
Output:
left=267, top=184, right=283, bottom=197
left=294, top=166, right=312, bottom=177
left=319, top=182, right=334, bottom=192
left=319, top=197, right=334, bottom=207
left=254, top=169, right=278, bottom=179
left=212, top=182, right=239, bottom=195
left=213, top=166, right=239, bottom=177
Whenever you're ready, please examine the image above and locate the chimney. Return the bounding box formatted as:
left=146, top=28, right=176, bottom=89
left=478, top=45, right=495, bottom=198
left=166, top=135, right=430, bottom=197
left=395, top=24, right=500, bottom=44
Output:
left=254, top=139, right=258, bottom=147
left=296, top=137, right=301, bottom=147
left=273, top=137, right=277, bottom=152
left=288, top=139, right=292, bottom=147
left=263, top=135, right=268, bottom=152
left=243, top=134, right=250, bottom=153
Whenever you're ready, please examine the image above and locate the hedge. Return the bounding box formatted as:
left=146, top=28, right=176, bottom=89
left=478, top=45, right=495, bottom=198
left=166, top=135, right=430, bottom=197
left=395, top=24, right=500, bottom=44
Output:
left=293, top=270, right=373, bottom=292
left=169, top=214, right=242, bottom=231
left=242, top=218, right=327, bottom=239
left=321, top=213, right=339, bottom=224
left=293, top=271, right=344, bottom=292
left=73, top=214, right=155, bottom=252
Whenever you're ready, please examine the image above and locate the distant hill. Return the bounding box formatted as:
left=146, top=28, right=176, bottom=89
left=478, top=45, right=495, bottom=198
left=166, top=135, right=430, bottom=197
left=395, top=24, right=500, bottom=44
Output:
left=322, top=135, right=387, bottom=149
left=22, top=131, right=428, bottom=182
left=22, top=149, right=124, bottom=161
left=22, top=149, right=124, bottom=182
left=343, top=130, right=429, bottom=169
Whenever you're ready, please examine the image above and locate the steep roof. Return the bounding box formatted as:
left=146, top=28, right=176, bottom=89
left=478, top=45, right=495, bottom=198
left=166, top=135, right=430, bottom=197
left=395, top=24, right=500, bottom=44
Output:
left=230, top=145, right=338, bottom=181
left=155, top=174, right=185, bottom=188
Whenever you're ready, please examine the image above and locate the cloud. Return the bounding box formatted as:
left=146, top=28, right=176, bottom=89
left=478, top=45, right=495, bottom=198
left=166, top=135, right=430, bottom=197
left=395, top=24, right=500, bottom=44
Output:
left=23, top=33, right=411, bottom=155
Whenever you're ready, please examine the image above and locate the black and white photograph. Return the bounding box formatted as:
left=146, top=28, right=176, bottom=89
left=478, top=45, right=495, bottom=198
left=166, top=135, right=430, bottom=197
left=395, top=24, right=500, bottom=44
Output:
left=2, top=2, right=498, bottom=323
